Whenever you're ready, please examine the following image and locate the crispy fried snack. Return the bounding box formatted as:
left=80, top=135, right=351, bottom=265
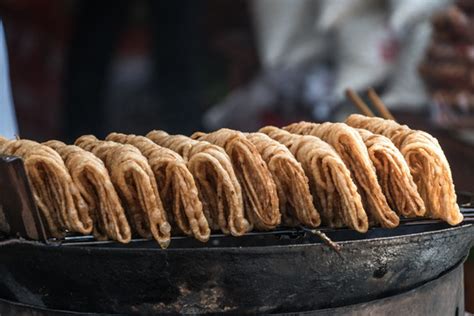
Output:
left=284, top=122, right=400, bottom=228
left=106, top=133, right=210, bottom=242
left=43, top=140, right=132, bottom=243
left=260, top=126, right=368, bottom=232
left=191, top=129, right=280, bottom=230
left=355, top=129, right=426, bottom=218
left=75, top=135, right=171, bottom=248
left=0, top=139, right=93, bottom=237
left=346, top=114, right=463, bottom=225
left=246, top=132, right=320, bottom=227
left=146, top=130, right=250, bottom=236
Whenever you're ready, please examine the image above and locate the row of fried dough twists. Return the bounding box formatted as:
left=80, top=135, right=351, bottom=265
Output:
left=0, top=115, right=463, bottom=248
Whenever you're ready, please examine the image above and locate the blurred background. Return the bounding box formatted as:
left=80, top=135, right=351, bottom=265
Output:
left=1, top=0, right=474, bottom=311
left=2, top=0, right=472, bottom=138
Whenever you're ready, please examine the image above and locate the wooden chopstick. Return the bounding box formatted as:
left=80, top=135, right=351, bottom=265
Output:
left=367, top=88, right=395, bottom=121
left=345, top=89, right=375, bottom=117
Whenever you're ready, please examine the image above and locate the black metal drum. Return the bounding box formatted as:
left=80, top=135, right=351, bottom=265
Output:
left=0, top=223, right=472, bottom=315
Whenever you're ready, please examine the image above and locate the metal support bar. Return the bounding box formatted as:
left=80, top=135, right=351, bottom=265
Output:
left=0, top=156, right=47, bottom=241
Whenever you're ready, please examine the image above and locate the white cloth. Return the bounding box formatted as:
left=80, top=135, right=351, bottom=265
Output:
left=0, top=21, right=18, bottom=139
left=252, top=0, right=326, bottom=68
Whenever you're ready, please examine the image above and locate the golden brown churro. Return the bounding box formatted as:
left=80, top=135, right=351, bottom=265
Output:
left=106, top=133, right=210, bottom=242
left=146, top=130, right=250, bottom=236
left=0, top=139, right=93, bottom=237
left=346, top=114, right=463, bottom=225
left=260, top=126, right=368, bottom=232
left=75, top=135, right=171, bottom=248
left=284, top=122, right=400, bottom=228
left=246, top=132, right=320, bottom=227
left=191, top=129, right=280, bottom=230
left=44, top=140, right=131, bottom=243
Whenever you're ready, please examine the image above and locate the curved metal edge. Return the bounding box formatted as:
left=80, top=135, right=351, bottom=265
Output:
left=0, top=296, right=123, bottom=316
left=1, top=223, right=472, bottom=254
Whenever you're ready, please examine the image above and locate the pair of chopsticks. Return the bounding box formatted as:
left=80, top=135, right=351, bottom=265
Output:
left=345, top=88, right=396, bottom=121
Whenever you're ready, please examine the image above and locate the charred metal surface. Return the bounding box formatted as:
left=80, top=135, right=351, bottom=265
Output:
left=0, top=156, right=46, bottom=241
left=0, top=261, right=466, bottom=315
left=0, top=223, right=472, bottom=314
left=290, top=260, right=465, bottom=316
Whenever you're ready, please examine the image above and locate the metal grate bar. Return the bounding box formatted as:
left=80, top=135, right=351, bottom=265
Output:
left=57, top=211, right=474, bottom=246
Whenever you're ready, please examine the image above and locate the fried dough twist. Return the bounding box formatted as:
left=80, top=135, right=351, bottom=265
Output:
left=346, top=114, right=462, bottom=225
left=191, top=129, right=280, bottom=230
left=75, top=135, right=171, bottom=248
left=106, top=133, right=210, bottom=242
left=43, top=140, right=131, bottom=243
left=246, top=132, right=320, bottom=227
left=259, top=126, right=368, bottom=233
left=284, top=122, right=399, bottom=228
left=146, top=130, right=250, bottom=236
left=0, top=139, right=92, bottom=237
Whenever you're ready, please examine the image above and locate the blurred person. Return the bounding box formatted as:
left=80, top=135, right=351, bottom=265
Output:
left=203, top=0, right=451, bottom=131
